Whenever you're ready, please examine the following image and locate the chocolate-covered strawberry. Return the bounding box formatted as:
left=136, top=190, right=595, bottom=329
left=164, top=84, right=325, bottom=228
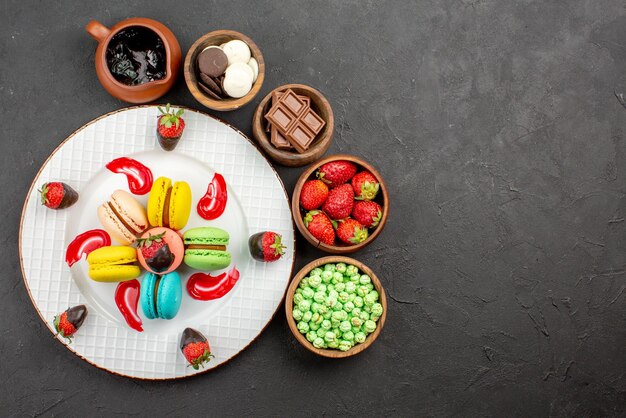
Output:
left=351, top=171, right=380, bottom=201
left=157, top=103, right=185, bottom=151
left=249, top=231, right=285, bottom=262
left=53, top=305, right=88, bottom=342
left=180, top=327, right=213, bottom=370
left=304, top=210, right=335, bottom=245
left=336, top=218, right=369, bottom=245
left=317, top=160, right=357, bottom=188
left=300, top=179, right=329, bottom=210
left=322, top=184, right=354, bottom=220
left=352, top=201, right=383, bottom=228
left=137, top=232, right=173, bottom=272
left=39, top=182, right=78, bottom=210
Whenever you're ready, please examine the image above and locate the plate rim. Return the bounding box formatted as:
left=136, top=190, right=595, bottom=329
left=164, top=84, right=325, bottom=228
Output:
left=18, top=104, right=296, bottom=380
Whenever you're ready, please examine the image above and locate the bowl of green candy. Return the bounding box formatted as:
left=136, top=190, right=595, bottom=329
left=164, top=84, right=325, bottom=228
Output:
left=285, top=256, right=387, bottom=358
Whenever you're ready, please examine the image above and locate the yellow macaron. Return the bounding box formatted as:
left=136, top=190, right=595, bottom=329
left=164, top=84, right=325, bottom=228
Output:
left=87, top=246, right=141, bottom=282
left=147, top=177, right=192, bottom=230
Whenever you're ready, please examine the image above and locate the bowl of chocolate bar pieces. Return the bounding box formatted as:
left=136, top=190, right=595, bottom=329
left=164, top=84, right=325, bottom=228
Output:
left=252, top=84, right=334, bottom=167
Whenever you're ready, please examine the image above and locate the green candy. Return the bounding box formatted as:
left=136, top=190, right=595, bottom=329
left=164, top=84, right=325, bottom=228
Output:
left=338, top=340, right=353, bottom=351
left=295, top=288, right=302, bottom=295
left=345, top=282, right=357, bottom=293
left=363, top=305, right=371, bottom=313
left=338, top=292, right=350, bottom=303
left=333, top=301, right=344, bottom=312
left=311, top=312, right=322, bottom=324
left=349, top=274, right=361, bottom=283
left=331, top=318, right=340, bottom=328
left=298, top=300, right=311, bottom=312
left=302, top=287, right=315, bottom=299
left=332, top=272, right=343, bottom=284
left=306, top=331, right=317, bottom=342
left=336, top=263, right=347, bottom=273
left=310, top=268, right=323, bottom=277
left=364, top=294, right=377, bottom=307
left=365, top=283, right=374, bottom=292
left=294, top=293, right=304, bottom=305
left=321, top=319, right=332, bottom=330
left=297, top=321, right=309, bottom=333
left=352, top=326, right=362, bottom=334
left=357, top=286, right=369, bottom=297
left=352, top=307, right=362, bottom=317
left=354, top=296, right=364, bottom=308
left=328, top=289, right=339, bottom=299
left=359, top=274, right=372, bottom=285
left=325, top=296, right=337, bottom=309
left=308, top=275, right=322, bottom=288
left=317, top=305, right=329, bottom=316
left=359, top=311, right=370, bottom=321
left=335, top=282, right=346, bottom=293
left=342, top=331, right=355, bottom=341
left=316, top=327, right=327, bottom=338
left=354, top=332, right=366, bottom=343
left=313, top=291, right=325, bottom=303
left=317, top=284, right=327, bottom=293
left=322, top=311, right=332, bottom=320
left=351, top=316, right=363, bottom=327
left=324, top=264, right=336, bottom=272
left=309, top=322, right=320, bottom=331
left=292, top=308, right=303, bottom=321
left=324, top=331, right=336, bottom=342
left=371, top=303, right=383, bottom=317
left=299, top=277, right=309, bottom=288
left=313, top=337, right=325, bottom=348
left=321, top=270, right=333, bottom=283
left=328, top=340, right=339, bottom=349
left=331, top=311, right=346, bottom=322
left=364, top=320, right=377, bottom=334
left=346, top=265, right=359, bottom=276
left=339, top=320, right=352, bottom=333
left=370, top=315, right=380, bottom=322
left=344, top=301, right=355, bottom=312
left=310, top=302, right=320, bottom=314
left=302, top=311, right=312, bottom=323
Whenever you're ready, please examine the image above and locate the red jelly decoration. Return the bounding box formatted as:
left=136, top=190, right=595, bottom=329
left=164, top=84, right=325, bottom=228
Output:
left=187, top=267, right=240, bottom=301
left=197, top=173, right=227, bottom=220
left=106, top=157, right=153, bottom=195
left=115, top=280, right=143, bottom=332
left=66, top=229, right=111, bottom=267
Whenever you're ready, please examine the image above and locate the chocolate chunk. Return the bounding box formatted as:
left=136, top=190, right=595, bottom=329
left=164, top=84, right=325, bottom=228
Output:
left=271, top=127, right=293, bottom=150
left=264, top=88, right=326, bottom=153
left=198, top=81, right=221, bottom=100
left=199, top=72, right=223, bottom=96
left=197, top=46, right=228, bottom=78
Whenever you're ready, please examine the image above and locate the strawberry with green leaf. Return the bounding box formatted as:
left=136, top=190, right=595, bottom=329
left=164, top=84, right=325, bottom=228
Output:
left=181, top=328, right=213, bottom=370
left=39, top=182, right=78, bottom=210
left=54, top=305, right=88, bottom=343
left=157, top=103, right=185, bottom=151
left=137, top=231, right=174, bottom=273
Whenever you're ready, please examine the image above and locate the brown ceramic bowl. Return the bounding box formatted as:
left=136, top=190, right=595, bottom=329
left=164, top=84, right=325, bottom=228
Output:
left=292, top=154, right=389, bottom=254
left=252, top=84, right=334, bottom=167
left=285, top=256, right=387, bottom=358
left=184, top=30, right=265, bottom=111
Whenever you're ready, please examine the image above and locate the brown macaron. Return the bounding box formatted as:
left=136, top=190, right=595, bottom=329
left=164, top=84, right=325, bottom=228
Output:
left=197, top=46, right=228, bottom=78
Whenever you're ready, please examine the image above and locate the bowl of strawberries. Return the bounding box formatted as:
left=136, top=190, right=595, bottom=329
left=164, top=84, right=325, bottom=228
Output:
left=292, top=154, right=388, bottom=253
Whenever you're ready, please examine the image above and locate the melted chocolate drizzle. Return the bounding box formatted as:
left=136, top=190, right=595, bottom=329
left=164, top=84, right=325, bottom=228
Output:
left=106, top=26, right=166, bottom=86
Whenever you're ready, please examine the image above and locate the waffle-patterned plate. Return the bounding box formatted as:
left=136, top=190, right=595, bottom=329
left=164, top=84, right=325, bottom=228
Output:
left=19, top=106, right=295, bottom=379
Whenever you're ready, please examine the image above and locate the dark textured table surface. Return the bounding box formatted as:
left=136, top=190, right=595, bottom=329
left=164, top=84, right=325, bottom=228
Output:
left=2, top=1, right=626, bottom=416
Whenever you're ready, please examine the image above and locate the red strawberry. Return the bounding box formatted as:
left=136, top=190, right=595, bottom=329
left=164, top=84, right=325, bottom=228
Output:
left=39, top=182, right=78, bottom=209
left=54, top=305, right=88, bottom=342
left=352, top=201, right=383, bottom=228
left=300, top=180, right=329, bottom=210
left=180, top=328, right=213, bottom=370
left=322, top=184, right=354, bottom=220
left=249, top=231, right=285, bottom=262
left=304, top=210, right=335, bottom=245
left=351, top=171, right=380, bottom=200
left=336, top=218, right=369, bottom=245
left=137, top=231, right=173, bottom=272
left=317, top=160, right=357, bottom=188
left=157, top=104, right=185, bottom=151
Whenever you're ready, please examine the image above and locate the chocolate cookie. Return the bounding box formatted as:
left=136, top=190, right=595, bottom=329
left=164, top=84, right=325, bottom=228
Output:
left=197, top=46, right=228, bottom=78
left=199, top=72, right=223, bottom=96
left=198, top=81, right=221, bottom=100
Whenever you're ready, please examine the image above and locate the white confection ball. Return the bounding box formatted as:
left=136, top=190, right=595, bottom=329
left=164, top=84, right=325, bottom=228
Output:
left=223, top=66, right=253, bottom=98
left=222, top=39, right=251, bottom=65
left=227, top=62, right=254, bottom=82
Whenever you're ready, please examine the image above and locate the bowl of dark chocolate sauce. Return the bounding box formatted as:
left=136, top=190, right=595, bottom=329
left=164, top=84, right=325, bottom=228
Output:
left=86, top=18, right=181, bottom=103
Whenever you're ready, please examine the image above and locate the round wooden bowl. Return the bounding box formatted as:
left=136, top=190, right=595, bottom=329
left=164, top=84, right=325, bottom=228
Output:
left=285, top=256, right=387, bottom=358
left=252, top=84, right=333, bottom=167
left=292, top=154, right=389, bottom=253
left=184, top=30, right=265, bottom=111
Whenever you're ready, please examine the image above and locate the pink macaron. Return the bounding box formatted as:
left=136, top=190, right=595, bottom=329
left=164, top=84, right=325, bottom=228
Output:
left=97, top=190, right=148, bottom=245
left=136, top=227, right=184, bottom=274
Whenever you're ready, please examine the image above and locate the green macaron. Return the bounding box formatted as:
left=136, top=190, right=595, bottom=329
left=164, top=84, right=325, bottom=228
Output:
left=183, top=227, right=232, bottom=271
